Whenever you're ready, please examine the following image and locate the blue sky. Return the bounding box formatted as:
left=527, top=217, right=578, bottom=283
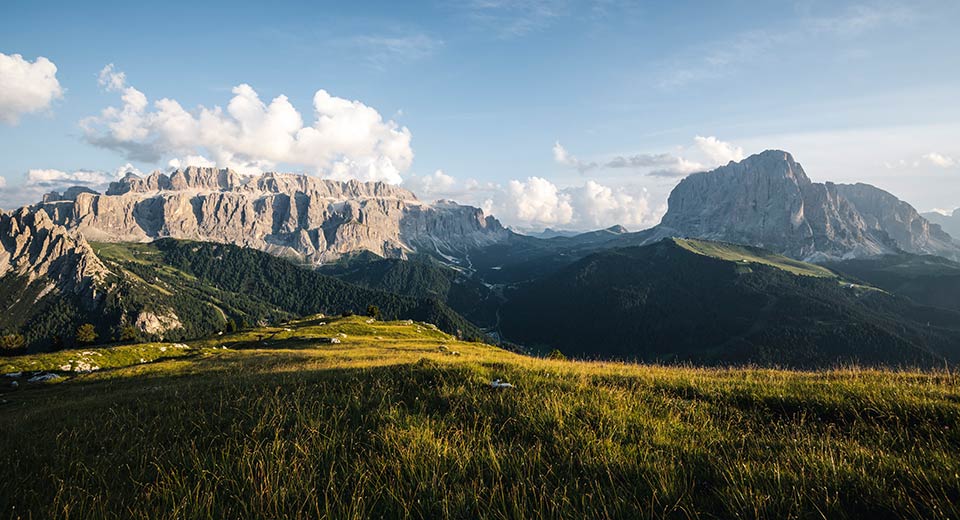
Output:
left=1, top=0, right=958, bottom=230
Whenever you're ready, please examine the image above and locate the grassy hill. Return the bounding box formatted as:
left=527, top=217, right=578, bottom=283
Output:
left=499, top=238, right=960, bottom=367
left=1, top=239, right=483, bottom=351
left=1, top=315, right=958, bottom=518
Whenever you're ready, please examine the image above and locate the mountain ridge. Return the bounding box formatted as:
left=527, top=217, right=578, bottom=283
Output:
left=35, top=167, right=510, bottom=265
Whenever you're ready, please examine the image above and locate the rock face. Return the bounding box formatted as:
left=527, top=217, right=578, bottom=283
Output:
left=657, top=150, right=960, bottom=261
left=923, top=209, right=960, bottom=241
left=0, top=207, right=106, bottom=294
left=37, top=167, right=510, bottom=264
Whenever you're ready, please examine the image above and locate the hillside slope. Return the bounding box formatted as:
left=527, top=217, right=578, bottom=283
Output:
left=1, top=238, right=483, bottom=351
left=1, top=315, right=958, bottom=519
left=317, top=252, right=500, bottom=326
left=499, top=238, right=960, bottom=367
left=824, top=253, right=960, bottom=312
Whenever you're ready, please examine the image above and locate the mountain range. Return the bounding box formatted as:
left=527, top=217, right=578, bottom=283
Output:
left=3, top=150, right=960, bottom=366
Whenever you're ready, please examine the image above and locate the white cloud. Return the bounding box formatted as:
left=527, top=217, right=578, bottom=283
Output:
left=0, top=176, right=6, bottom=189
left=693, top=135, right=744, bottom=165
left=493, top=176, right=574, bottom=226
left=81, top=65, right=413, bottom=183
left=553, top=141, right=598, bottom=173
left=114, top=162, right=142, bottom=178
left=486, top=176, right=663, bottom=230
left=0, top=52, right=64, bottom=125
left=167, top=155, right=216, bottom=170
left=402, top=169, right=456, bottom=199
left=923, top=152, right=956, bottom=168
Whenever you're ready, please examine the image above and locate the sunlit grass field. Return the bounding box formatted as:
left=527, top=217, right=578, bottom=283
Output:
left=2, top=315, right=959, bottom=519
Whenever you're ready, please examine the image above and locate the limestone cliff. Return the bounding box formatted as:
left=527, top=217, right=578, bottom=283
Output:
left=0, top=207, right=106, bottom=297
left=655, top=150, right=960, bottom=261
left=37, top=167, right=509, bottom=264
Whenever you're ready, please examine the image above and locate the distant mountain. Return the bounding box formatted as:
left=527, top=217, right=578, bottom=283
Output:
left=498, top=238, right=960, bottom=368
left=656, top=150, right=959, bottom=261
left=923, top=209, right=960, bottom=241
left=35, top=166, right=509, bottom=265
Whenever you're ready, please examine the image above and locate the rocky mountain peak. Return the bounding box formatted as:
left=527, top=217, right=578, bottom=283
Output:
left=0, top=207, right=106, bottom=293
left=656, top=151, right=960, bottom=261
left=34, top=172, right=507, bottom=264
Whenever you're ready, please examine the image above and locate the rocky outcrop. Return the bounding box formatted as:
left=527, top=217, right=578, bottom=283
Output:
left=655, top=150, right=960, bottom=261
left=134, top=310, right=182, bottom=336
left=923, top=209, right=960, bottom=241
left=37, top=168, right=509, bottom=264
left=42, top=186, right=98, bottom=203
left=0, top=207, right=107, bottom=294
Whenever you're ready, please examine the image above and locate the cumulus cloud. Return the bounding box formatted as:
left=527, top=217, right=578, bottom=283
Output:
left=554, top=135, right=743, bottom=177
left=494, top=176, right=574, bottom=226
left=81, top=64, right=413, bottom=182
left=693, top=135, right=744, bottom=165
left=923, top=152, right=956, bottom=168
left=486, top=176, right=663, bottom=230
left=0, top=176, right=6, bottom=189
left=114, top=162, right=142, bottom=178
left=402, top=169, right=457, bottom=198
left=0, top=52, right=64, bottom=125
left=167, top=155, right=216, bottom=170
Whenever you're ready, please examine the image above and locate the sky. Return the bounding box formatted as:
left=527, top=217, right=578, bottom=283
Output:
left=1, top=0, right=959, bottom=231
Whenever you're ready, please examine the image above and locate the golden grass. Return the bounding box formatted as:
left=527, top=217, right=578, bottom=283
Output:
left=1, top=315, right=958, bottom=519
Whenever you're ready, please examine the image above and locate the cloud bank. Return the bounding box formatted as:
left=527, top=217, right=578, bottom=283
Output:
left=485, top=177, right=662, bottom=230
left=81, top=64, right=413, bottom=182
left=0, top=52, right=63, bottom=125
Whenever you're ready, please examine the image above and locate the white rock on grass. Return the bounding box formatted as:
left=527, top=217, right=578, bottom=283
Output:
left=490, top=379, right=514, bottom=389
left=28, top=373, right=62, bottom=383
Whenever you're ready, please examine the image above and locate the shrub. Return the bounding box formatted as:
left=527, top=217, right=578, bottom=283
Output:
left=76, top=324, right=98, bottom=345
left=366, top=305, right=381, bottom=319
left=0, top=334, right=25, bottom=354
left=120, top=326, right=140, bottom=343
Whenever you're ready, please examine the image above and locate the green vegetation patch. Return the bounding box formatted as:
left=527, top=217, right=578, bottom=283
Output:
left=674, top=238, right=837, bottom=277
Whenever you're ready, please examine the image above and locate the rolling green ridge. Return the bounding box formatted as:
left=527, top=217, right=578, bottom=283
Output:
left=2, top=316, right=958, bottom=519
left=499, top=238, right=960, bottom=367
left=824, top=253, right=960, bottom=312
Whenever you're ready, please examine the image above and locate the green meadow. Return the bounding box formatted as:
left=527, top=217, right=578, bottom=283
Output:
left=2, top=315, right=958, bottom=519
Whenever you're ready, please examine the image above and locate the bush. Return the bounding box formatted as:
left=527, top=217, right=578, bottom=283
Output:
left=366, top=305, right=381, bottom=320
left=0, top=334, right=26, bottom=355
left=120, top=326, right=140, bottom=343
left=76, top=324, right=98, bottom=345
